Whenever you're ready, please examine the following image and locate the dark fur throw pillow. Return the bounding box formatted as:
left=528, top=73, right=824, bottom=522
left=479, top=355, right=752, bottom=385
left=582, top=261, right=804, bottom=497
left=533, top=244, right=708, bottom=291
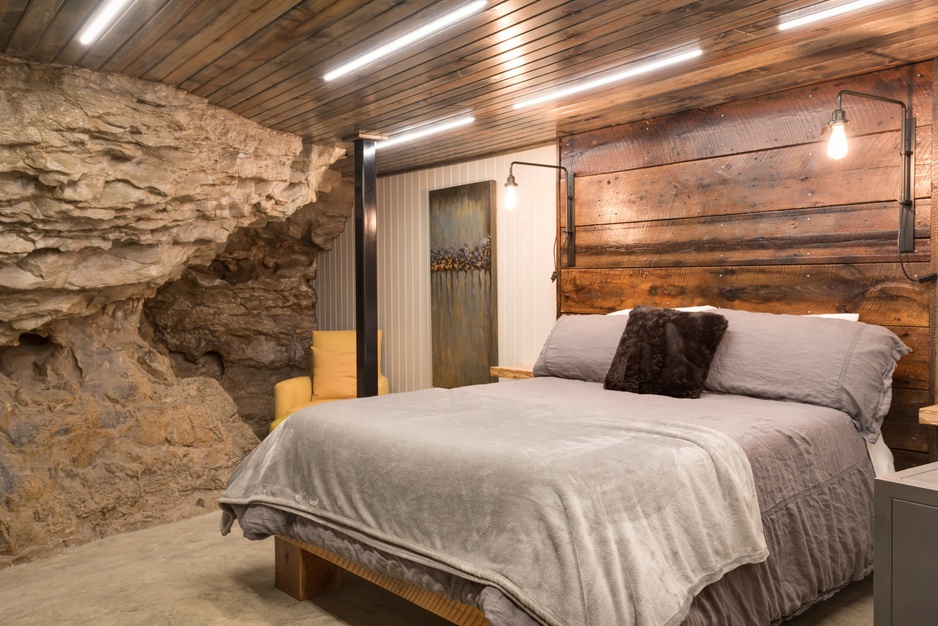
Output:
left=604, top=305, right=729, bottom=398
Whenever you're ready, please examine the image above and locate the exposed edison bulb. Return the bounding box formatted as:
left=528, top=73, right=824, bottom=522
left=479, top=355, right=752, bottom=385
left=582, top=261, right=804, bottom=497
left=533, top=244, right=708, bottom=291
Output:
left=504, top=177, right=518, bottom=209
left=827, top=123, right=849, bottom=160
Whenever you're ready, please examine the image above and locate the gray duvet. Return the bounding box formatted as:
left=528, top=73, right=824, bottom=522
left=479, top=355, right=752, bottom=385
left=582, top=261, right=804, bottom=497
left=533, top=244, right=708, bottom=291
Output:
left=220, top=378, right=875, bottom=625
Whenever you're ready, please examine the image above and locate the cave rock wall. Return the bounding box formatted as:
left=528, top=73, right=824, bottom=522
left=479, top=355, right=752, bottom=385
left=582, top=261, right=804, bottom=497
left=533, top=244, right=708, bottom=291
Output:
left=0, top=300, right=257, bottom=567
left=0, top=54, right=343, bottom=342
left=0, top=55, right=344, bottom=567
left=143, top=178, right=354, bottom=437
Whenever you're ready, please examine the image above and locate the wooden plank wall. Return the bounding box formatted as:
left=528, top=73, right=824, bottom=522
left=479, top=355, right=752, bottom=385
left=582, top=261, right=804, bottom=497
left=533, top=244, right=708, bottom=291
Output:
left=559, top=61, right=936, bottom=467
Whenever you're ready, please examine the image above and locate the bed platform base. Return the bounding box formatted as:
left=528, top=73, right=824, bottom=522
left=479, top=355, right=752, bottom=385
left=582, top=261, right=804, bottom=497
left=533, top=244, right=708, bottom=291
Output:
left=274, top=535, right=490, bottom=625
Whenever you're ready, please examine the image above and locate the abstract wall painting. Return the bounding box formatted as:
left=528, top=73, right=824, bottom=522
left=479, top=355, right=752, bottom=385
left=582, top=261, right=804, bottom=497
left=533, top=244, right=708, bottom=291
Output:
left=429, top=181, right=497, bottom=388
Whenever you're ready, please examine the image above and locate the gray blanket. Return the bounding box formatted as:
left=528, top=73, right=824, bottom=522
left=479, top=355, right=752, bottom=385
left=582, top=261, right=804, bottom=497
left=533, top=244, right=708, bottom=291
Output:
left=221, top=384, right=768, bottom=626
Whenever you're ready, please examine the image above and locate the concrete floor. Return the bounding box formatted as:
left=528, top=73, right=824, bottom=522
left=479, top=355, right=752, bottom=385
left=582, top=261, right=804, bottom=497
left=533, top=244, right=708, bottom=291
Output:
left=0, top=512, right=872, bottom=625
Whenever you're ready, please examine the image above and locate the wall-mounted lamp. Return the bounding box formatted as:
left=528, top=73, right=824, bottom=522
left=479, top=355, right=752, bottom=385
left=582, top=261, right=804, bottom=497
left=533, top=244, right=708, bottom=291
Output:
left=504, top=161, right=575, bottom=274
left=825, top=90, right=934, bottom=282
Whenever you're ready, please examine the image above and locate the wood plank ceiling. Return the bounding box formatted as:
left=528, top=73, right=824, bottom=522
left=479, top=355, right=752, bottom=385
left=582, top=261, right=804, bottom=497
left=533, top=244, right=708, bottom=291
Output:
left=2, top=0, right=938, bottom=177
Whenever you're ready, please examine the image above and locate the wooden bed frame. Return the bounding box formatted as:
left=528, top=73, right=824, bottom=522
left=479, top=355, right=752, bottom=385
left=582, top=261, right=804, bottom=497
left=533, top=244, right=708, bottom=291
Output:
left=274, top=535, right=489, bottom=625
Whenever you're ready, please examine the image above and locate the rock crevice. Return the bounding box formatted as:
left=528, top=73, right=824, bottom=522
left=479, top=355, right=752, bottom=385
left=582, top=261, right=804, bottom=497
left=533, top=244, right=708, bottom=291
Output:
left=143, top=178, right=354, bottom=437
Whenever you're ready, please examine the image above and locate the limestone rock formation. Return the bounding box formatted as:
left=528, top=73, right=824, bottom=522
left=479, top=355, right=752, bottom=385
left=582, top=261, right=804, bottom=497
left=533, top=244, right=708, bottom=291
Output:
left=0, top=55, right=345, bottom=567
left=0, top=54, right=343, bottom=345
left=0, top=300, right=258, bottom=568
left=143, top=178, right=354, bottom=437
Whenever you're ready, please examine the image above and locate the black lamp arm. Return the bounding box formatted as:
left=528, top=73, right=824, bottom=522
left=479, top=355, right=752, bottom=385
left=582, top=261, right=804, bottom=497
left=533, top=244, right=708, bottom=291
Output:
left=834, top=89, right=907, bottom=116
left=832, top=91, right=933, bottom=282
left=508, top=161, right=575, bottom=268
left=834, top=90, right=916, bottom=254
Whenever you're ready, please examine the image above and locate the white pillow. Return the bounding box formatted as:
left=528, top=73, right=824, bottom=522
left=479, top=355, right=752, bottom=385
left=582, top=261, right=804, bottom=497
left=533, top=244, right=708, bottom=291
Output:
left=607, top=305, right=715, bottom=316
left=807, top=313, right=859, bottom=321
left=608, top=307, right=859, bottom=322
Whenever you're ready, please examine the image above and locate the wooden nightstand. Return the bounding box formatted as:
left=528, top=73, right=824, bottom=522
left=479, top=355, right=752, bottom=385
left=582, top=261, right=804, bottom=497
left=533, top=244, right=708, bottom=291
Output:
left=918, top=405, right=938, bottom=426
left=489, top=365, right=534, bottom=380
left=917, top=405, right=938, bottom=463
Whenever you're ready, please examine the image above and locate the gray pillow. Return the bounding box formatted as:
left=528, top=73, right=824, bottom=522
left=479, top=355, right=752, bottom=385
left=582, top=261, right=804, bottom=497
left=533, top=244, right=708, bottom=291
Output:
left=705, top=308, right=910, bottom=442
left=533, top=314, right=629, bottom=382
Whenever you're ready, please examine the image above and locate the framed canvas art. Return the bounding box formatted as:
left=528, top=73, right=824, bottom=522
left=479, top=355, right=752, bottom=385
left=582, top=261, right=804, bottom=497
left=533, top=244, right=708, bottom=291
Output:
left=429, top=181, right=497, bottom=388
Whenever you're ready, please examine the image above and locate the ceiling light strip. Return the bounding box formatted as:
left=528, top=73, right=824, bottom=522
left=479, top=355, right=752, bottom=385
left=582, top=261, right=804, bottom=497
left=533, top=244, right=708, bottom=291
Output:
left=512, top=47, right=703, bottom=110
left=79, top=0, right=134, bottom=45
left=778, top=0, right=890, bottom=31
left=324, top=1, right=487, bottom=82
left=376, top=115, right=476, bottom=150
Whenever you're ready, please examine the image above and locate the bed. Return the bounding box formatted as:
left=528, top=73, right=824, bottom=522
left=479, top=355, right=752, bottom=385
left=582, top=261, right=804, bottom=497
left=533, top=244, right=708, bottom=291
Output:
left=220, top=306, right=908, bottom=625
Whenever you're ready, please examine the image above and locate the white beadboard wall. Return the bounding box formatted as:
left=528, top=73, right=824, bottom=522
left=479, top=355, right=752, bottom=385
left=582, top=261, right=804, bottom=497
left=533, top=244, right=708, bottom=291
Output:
left=316, top=144, right=559, bottom=393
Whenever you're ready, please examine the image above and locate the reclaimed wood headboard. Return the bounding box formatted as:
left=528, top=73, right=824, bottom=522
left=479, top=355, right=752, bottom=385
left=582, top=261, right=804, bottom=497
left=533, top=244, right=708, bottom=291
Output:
left=557, top=61, right=936, bottom=467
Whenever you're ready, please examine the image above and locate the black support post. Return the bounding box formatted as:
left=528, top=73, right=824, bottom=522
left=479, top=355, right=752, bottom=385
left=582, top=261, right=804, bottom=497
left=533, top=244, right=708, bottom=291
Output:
left=350, top=134, right=384, bottom=398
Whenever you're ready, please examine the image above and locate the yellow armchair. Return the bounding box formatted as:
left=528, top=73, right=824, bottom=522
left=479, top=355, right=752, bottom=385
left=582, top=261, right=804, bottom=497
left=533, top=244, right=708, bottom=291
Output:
left=271, top=330, right=389, bottom=431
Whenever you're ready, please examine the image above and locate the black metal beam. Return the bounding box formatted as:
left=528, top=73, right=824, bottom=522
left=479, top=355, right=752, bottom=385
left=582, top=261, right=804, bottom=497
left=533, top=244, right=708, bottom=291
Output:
left=349, top=133, right=383, bottom=397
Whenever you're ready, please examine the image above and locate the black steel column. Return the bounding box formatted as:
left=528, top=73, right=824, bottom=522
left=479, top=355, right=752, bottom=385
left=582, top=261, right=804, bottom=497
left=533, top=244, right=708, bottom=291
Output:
left=564, top=167, right=575, bottom=268
left=350, top=133, right=384, bottom=398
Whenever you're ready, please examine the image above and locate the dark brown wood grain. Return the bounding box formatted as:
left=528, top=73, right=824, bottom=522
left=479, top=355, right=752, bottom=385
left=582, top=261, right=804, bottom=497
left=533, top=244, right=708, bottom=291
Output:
left=207, top=0, right=446, bottom=109
left=248, top=0, right=611, bottom=126
left=559, top=265, right=931, bottom=327
left=20, top=0, right=96, bottom=62
left=563, top=46, right=930, bottom=162
left=555, top=22, right=938, bottom=146
left=562, top=63, right=934, bottom=177
left=282, top=1, right=938, bottom=147
left=568, top=133, right=933, bottom=229
left=883, top=388, right=932, bottom=453
left=143, top=0, right=304, bottom=86
left=380, top=30, right=938, bottom=176
left=88, top=0, right=205, bottom=73
left=266, top=0, right=793, bottom=135
left=928, top=58, right=938, bottom=461
left=0, top=0, right=31, bottom=52
left=3, top=1, right=938, bottom=177
left=893, top=449, right=929, bottom=471
left=61, top=0, right=197, bottom=69
left=891, top=326, right=929, bottom=390
left=570, top=201, right=931, bottom=268
left=175, top=0, right=342, bottom=95
left=3, top=0, right=67, bottom=56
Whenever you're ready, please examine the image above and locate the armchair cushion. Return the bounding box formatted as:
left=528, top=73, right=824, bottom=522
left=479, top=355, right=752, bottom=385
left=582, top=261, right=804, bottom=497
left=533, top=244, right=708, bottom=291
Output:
left=311, top=346, right=357, bottom=401
left=271, top=329, right=390, bottom=432
left=273, top=376, right=311, bottom=422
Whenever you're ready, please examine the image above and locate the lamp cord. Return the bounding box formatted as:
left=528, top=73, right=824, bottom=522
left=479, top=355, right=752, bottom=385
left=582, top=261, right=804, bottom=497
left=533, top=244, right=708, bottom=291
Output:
left=898, top=242, right=937, bottom=283
left=551, top=233, right=558, bottom=282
